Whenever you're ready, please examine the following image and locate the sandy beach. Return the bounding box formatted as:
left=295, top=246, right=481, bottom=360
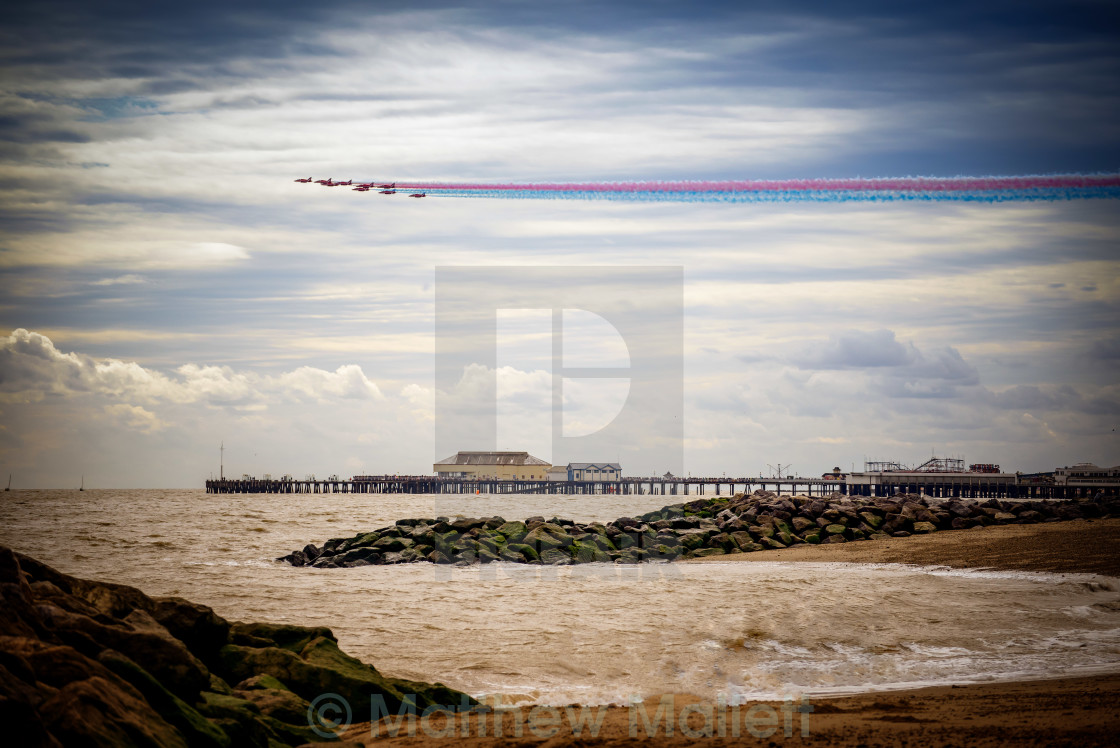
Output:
left=339, top=518, right=1120, bottom=747
left=683, top=516, right=1120, bottom=577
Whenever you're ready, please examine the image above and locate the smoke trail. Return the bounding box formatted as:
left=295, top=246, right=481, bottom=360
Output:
left=309, top=174, right=1120, bottom=203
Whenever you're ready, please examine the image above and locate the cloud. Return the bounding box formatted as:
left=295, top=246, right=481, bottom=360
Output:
left=792, top=328, right=916, bottom=368
left=103, top=403, right=166, bottom=433
left=90, top=274, right=146, bottom=286
left=0, top=328, right=384, bottom=407
left=789, top=329, right=979, bottom=398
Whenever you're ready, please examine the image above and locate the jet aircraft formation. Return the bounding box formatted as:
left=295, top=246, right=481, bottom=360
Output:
left=294, top=178, right=424, bottom=198
left=296, top=174, right=1120, bottom=205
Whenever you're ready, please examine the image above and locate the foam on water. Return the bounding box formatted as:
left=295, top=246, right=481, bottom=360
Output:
left=3, top=489, right=1119, bottom=705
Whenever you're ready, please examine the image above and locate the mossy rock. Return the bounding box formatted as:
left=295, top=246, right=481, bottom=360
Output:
left=539, top=548, right=570, bottom=565
left=411, top=529, right=436, bottom=546
left=372, top=537, right=411, bottom=553
left=230, top=622, right=335, bottom=653
left=677, top=533, right=706, bottom=551
left=495, top=521, right=527, bottom=541
left=499, top=547, right=527, bottom=562
left=912, top=521, right=937, bottom=534
left=728, top=530, right=753, bottom=548
left=567, top=542, right=597, bottom=563
left=505, top=543, right=539, bottom=562
left=349, top=532, right=381, bottom=548
left=791, top=517, right=816, bottom=533
left=760, top=537, right=787, bottom=550
left=208, top=672, right=236, bottom=695
left=858, top=512, right=883, bottom=529
left=476, top=535, right=502, bottom=554
left=427, top=550, right=452, bottom=564
left=196, top=691, right=262, bottom=720
left=689, top=547, right=726, bottom=558
left=235, top=674, right=289, bottom=692
left=824, top=523, right=847, bottom=536
left=99, top=650, right=231, bottom=748
left=802, top=533, right=821, bottom=544
left=523, top=527, right=567, bottom=551
left=216, top=637, right=474, bottom=718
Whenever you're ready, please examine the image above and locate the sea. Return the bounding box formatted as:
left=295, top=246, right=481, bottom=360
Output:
left=3, top=489, right=1119, bottom=706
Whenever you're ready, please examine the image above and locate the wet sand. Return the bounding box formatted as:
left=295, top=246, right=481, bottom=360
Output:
left=331, top=518, right=1120, bottom=747
left=683, top=516, right=1120, bottom=577
left=339, top=674, right=1120, bottom=746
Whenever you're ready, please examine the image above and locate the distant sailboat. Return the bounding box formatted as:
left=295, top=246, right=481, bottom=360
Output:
left=79, top=475, right=84, bottom=492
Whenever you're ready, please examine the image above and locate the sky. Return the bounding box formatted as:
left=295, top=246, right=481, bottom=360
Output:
left=1, top=0, right=1118, bottom=487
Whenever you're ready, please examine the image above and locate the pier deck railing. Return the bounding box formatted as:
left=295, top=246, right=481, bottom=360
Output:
left=204, top=474, right=1114, bottom=499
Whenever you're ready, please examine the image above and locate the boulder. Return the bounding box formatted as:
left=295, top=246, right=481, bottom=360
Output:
left=336, top=546, right=381, bottom=566
left=790, top=516, right=816, bottom=533
left=495, top=521, right=528, bottom=541
left=150, top=597, right=231, bottom=663
left=427, top=550, right=452, bottom=564
left=40, top=676, right=189, bottom=748
left=372, top=536, right=412, bottom=553
left=858, top=512, right=882, bottom=529
left=523, top=525, right=573, bottom=551
left=678, top=531, right=709, bottom=551
left=505, top=543, right=539, bottom=562
left=98, top=649, right=231, bottom=748
left=217, top=636, right=471, bottom=718
left=234, top=686, right=311, bottom=725
left=539, top=548, right=571, bottom=565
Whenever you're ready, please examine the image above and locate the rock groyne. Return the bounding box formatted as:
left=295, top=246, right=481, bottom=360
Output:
left=0, top=546, right=472, bottom=746
left=282, top=492, right=1120, bottom=568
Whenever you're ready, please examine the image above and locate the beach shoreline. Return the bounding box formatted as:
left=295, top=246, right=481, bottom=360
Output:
left=343, top=673, right=1120, bottom=747
left=682, top=515, right=1120, bottom=577
left=339, top=517, right=1120, bottom=747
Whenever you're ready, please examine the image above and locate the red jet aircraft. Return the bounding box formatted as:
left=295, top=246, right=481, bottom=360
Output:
left=294, top=177, right=312, bottom=183
left=409, top=192, right=426, bottom=198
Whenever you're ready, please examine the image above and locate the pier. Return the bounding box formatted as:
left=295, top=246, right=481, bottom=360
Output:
left=204, top=473, right=1115, bottom=499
